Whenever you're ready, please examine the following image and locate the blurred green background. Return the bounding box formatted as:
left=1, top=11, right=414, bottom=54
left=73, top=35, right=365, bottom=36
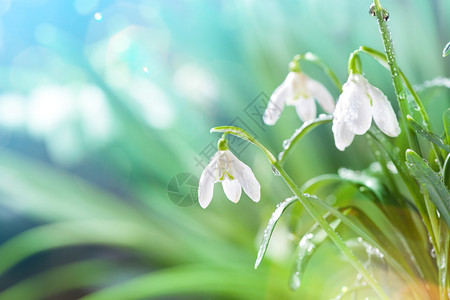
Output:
left=0, top=0, right=448, bottom=299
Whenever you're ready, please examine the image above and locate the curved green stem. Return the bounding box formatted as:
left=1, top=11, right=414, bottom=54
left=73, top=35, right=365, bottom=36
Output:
left=212, top=126, right=389, bottom=299
left=211, top=126, right=277, bottom=164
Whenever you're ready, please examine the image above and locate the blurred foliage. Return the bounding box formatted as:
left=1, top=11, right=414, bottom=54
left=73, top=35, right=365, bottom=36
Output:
left=0, top=0, right=448, bottom=299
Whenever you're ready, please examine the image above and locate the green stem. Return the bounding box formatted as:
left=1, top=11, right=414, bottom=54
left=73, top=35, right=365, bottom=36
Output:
left=357, top=46, right=444, bottom=167
left=212, top=126, right=389, bottom=299
left=439, top=225, right=449, bottom=300
left=371, top=1, right=422, bottom=156
left=272, top=162, right=389, bottom=299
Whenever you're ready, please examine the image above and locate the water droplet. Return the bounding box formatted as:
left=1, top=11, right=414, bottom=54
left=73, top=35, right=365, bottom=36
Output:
left=341, top=286, right=348, bottom=293
left=369, top=4, right=376, bottom=17
left=382, top=9, right=389, bottom=21
left=282, top=139, right=289, bottom=148
left=94, top=12, right=103, bottom=21
left=271, top=165, right=280, bottom=176
left=277, top=151, right=285, bottom=162
left=386, top=161, right=398, bottom=174
left=431, top=248, right=436, bottom=258
left=289, top=272, right=301, bottom=290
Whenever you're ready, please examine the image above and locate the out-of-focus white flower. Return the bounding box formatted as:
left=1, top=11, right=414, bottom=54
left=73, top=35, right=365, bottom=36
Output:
left=198, top=144, right=260, bottom=209
left=332, top=73, right=401, bottom=151
left=263, top=71, right=335, bottom=125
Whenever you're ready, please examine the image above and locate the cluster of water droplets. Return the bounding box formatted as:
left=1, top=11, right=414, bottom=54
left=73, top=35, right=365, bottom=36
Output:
left=289, top=232, right=317, bottom=290
left=255, top=196, right=297, bottom=269
left=369, top=4, right=389, bottom=21
left=331, top=237, right=389, bottom=299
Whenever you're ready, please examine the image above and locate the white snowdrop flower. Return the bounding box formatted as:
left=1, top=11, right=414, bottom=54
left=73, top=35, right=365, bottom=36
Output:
left=198, top=138, right=260, bottom=209
left=332, top=72, right=401, bottom=151
left=263, top=71, right=335, bottom=125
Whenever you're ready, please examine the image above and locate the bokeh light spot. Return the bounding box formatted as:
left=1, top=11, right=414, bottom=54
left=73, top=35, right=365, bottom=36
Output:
left=0, top=93, right=26, bottom=128
left=94, top=12, right=103, bottom=21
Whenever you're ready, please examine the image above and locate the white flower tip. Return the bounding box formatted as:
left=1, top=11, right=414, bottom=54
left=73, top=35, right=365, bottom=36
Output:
left=335, top=143, right=347, bottom=151
left=222, top=179, right=242, bottom=204
left=198, top=164, right=216, bottom=209
left=199, top=200, right=209, bottom=209
left=198, top=193, right=210, bottom=209
left=263, top=111, right=277, bottom=125
left=247, top=183, right=261, bottom=202
left=385, top=125, right=401, bottom=137
left=332, top=119, right=355, bottom=151
left=198, top=187, right=213, bottom=209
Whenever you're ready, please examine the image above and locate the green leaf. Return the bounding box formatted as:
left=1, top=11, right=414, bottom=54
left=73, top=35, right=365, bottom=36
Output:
left=407, top=115, right=450, bottom=152
left=289, top=214, right=341, bottom=290
left=444, top=108, right=450, bottom=145
left=303, top=194, right=423, bottom=297
left=443, top=154, right=450, bottom=190
left=443, top=41, right=450, bottom=57
left=278, top=115, right=333, bottom=163
left=405, top=150, right=450, bottom=227
left=255, top=197, right=297, bottom=269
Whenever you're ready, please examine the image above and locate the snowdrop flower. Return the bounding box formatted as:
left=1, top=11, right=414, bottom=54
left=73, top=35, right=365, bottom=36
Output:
left=332, top=72, right=401, bottom=151
left=263, top=71, right=335, bottom=125
left=198, top=138, right=260, bottom=209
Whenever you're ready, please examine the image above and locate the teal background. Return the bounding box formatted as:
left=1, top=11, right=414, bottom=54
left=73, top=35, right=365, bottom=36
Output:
left=0, top=0, right=448, bottom=298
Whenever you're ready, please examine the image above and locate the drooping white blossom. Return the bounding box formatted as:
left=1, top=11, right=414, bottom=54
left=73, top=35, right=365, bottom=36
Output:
left=332, top=72, right=401, bottom=151
left=198, top=149, right=260, bottom=209
left=263, top=71, right=335, bottom=125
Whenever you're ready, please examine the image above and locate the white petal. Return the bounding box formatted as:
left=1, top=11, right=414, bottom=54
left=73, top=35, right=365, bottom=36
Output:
left=305, top=77, right=335, bottom=114
left=198, top=152, right=220, bottom=209
left=198, top=166, right=216, bottom=209
left=332, top=119, right=355, bottom=151
left=339, top=75, right=372, bottom=135
left=294, top=97, right=316, bottom=122
left=226, top=151, right=260, bottom=202
left=367, top=84, right=401, bottom=137
left=263, top=77, right=291, bottom=125
left=222, top=179, right=242, bottom=203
